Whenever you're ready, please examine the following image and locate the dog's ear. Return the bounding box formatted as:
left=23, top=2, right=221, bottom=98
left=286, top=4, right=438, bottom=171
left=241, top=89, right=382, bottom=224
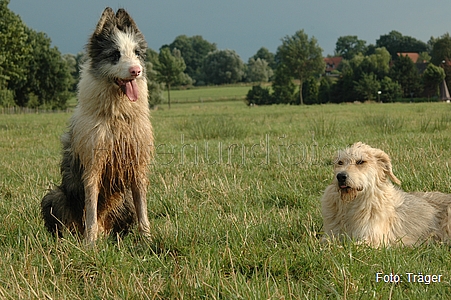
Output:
left=116, top=8, right=139, bottom=33
left=94, top=7, right=115, bottom=36
left=375, top=149, right=401, bottom=185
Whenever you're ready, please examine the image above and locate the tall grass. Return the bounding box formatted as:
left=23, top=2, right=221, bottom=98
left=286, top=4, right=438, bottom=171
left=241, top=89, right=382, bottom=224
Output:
left=180, top=115, right=247, bottom=140
left=1, top=102, right=451, bottom=298
left=420, top=113, right=451, bottom=133
left=309, top=114, right=338, bottom=139
left=361, top=114, right=405, bottom=134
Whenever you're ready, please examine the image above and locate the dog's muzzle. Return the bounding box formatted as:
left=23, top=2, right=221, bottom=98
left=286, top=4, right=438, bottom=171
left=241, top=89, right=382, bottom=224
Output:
left=336, top=172, right=363, bottom=202
left=337, top=172, right=349, bottom=189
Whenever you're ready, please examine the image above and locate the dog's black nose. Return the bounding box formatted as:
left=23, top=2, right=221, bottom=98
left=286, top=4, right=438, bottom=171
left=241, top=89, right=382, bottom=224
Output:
left=337, top=172, right=348, bottom=184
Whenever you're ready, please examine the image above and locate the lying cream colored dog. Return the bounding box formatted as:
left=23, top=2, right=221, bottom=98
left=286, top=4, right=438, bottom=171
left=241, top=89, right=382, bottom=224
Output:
left=321, top=142, right=451, bottom=247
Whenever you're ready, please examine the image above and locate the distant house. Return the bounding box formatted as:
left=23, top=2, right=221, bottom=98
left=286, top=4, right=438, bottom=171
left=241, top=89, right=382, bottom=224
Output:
left=397, top=52, right=422, bottom=63
left=324, top=56, right=343, bottom=76
left=396, top=52, right=428, bottom=74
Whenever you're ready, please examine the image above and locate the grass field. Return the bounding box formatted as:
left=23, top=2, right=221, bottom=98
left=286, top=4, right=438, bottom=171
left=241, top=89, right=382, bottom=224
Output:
left=1, top=101, right=451, bottom=298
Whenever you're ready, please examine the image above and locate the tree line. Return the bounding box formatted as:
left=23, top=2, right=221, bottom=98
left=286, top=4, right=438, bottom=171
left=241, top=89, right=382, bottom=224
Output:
left=2, top=0, right=451, bottom=108
left=247, top=31, right=451, bottom=106
left=0, top=0, right=74, bottom=109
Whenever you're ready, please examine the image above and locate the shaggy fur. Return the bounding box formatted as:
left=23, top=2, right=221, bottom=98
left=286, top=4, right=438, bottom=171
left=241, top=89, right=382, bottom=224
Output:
left=321, top=142, right=451, bottom=247
left=41, top=7, right=153, bottom=244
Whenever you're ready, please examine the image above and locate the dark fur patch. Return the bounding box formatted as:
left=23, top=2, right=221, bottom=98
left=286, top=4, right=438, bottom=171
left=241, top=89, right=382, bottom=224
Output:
left=41, top=129, right=138, bottom=237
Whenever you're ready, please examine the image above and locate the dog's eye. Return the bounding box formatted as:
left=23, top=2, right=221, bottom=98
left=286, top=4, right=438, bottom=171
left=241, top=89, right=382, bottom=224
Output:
left=356, top=160, right=365, bottom=165
left=134, top=50, right=140, bottom=57
left=337, top=160, right=344, bottom=166
left=112, top=51, right=121, bottom=62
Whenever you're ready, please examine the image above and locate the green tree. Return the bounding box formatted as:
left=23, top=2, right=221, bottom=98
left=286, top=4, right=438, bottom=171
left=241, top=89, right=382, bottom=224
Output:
left=389, top=54, right=422, bottom=98
left=146, top=64, right=164, bottom=109
left=331, top=48, right=390, bottom=103
left=167, top=47, right=193, bottom=86
left=276, top=30, right=325, bottom=105
left=366, top=47, right=391, bottom=77
left=9, top=29, right=72, bottom=108
left=1, top=1, right=72, bottom=108
left=62, top=52, right=85, bottom=92
left=0, top=0, right=31, bottom=90
left=145, top=48, right=164, bottom=108
left=246, top=58, right=273, bottom=83
left=422, top=63, right=445, bottom=98
left=252, top=47, right=276, bottom=69
left=349, top=48, right=390, bottom=81
left=330, top=56, right=360, bottom=103
left=417, top=51, right=431, bottom=63
left=379, top=77, right=403, bottom=102
left=318, top=76, right=333, bottom=104
left=63, top=53, right=77, bottom=92
left=302, top=77, right=319, bottom=104
left=0, top=89, right=14, bottom=107
left=335, top=35, right=367, bottom=60
left=154, top=47, right=186, bottom=109
left=430, top=34, right=451, bottom=91
left=201, top=49, right=245, bottom=85
left=168, top=35, right=216, bottom=84
left=146, top=48, right=159, bottom=65
left=354, top=73, right=381, bottom=101
left=430, top=33, right=451, bottom=65
left=271, top=64, right=297, bottom=104
left=245, top=85, right=272, bottom=106
left=376, top=30, right=428, bottom=60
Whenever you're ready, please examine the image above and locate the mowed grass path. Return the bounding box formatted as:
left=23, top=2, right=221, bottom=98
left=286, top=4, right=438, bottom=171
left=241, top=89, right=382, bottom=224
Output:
left=1, top=101, right=451, bottom=298
left=169, top=85, right=252, bottom=103
left=65, top=85, right=253, bottom=108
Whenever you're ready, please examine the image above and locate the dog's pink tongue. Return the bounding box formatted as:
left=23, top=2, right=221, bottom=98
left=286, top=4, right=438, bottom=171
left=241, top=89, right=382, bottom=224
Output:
left=120, top=80, right=138, bottom=101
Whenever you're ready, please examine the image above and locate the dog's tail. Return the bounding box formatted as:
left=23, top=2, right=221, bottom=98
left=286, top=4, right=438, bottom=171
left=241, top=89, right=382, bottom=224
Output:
left=41, top=187, right=83, bottom=237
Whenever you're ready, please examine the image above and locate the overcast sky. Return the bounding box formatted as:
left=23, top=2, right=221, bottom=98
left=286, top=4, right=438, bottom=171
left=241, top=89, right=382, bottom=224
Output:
left=8, top=0, right=451, bottom=60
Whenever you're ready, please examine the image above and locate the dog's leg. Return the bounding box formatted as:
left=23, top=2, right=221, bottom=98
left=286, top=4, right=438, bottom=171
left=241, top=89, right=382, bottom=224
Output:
left=84, top=183, right=100, bottom=244
left=131, top=181, right=151, bottom=237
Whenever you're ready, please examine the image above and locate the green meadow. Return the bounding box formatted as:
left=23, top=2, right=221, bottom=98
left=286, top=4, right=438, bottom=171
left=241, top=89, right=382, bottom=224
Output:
left=169, top=85, right=252, bottom=103
left=1, top=99, right=451, bottom=298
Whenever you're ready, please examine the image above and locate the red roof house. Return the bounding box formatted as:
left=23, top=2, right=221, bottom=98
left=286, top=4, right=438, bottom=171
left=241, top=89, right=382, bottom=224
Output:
left=397, top=52, right=423, bottom=63
left=324, top=56, right=343, bottom=75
